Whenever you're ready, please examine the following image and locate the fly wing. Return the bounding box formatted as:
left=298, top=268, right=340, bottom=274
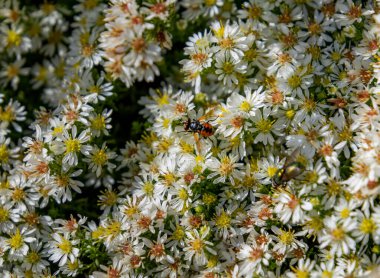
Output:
left=283, top=148, right=300, bottom=168
left=283, top=163, right=304, bottom=180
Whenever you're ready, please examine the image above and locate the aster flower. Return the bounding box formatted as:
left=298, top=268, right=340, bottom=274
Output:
left=0, top=58, right=29, bottom=90
left=318, top=215, right=356, bottom=257
left=5, top=226, right=36, bottom=261
left=183, top=227, right=216, bottom=267
left=84, top=143, right=117, bottom=177
left=237, top=241, right=270, bottom=276
left=274, top=187, right=313, bottom=224
left=52, top=125, right=92, bottom=167
left=206, top=151, right=244, bottom=185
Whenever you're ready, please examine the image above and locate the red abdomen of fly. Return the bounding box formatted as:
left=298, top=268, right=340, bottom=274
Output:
left=200, top=123, right=213, bottom=137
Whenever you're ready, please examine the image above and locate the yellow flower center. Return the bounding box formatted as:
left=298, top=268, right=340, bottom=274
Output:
left=179, top=140, right=194, bottom=153
left=92, top=149, right=107, bottom=166
left=99, top=190, right=118, bottom=206
left=213, top=25, right=224, bottom=39
left=52, top=126, right=63, bottom=136
left=191, top=238, right=204, bottom=252
left=48, top=30, right=63, bottom=44
left=27, top=251, right=40, bottom=263
left=306, top=216, right=323, bottom=232
left=360, top=218, right=377, bottom=234
left=7, top=30, right=21, bottom=47
left=105, top=221, right=121, bottom=239
left=157, top=138, right=173, bottom=153
left=0, top=106, right=15, bottom=122
left=240, top=101, right=251, bottom=112
left=0, top=144, right=9, bottom=163
left=0, top=207, right=9, bottom=222
left=288, top=75, right=301, bottom=89
left=279, top=230, right=294, bottom=245
left=204, top=0, right=216, bottom=6
left=331, top=52, right=341, bottom=62
left=305, top=171, right=318, bottom=183
left=56, top=175, right=69, bottom=188
left=68, top=259, right=80, bottom=270
left=143, top=182, right=154, bottom=196
left=195, top=38, right=209, bottom=48
left=202, top=193, right=216, bottom=205
left=215, top=211, right=231, bottom=228
left=91, top=115, right=105, bottom=131
left=248, top=4, right=262, bottom=19
left=172, top=226, right=185, bottom=240
left=37, top=67, right=48, bottom=81
left=220, top=156, right=233, bottom=176
left=12, top=188, right=25, bottom=202
left=303, top=98, right=316, bottom=111
left=327, top=180, right=341, bottom=196
left=0, top=179, right=9, bottom=190
left=91, top=226, right=105, bottom=239
left=65, top=138, right=81, bottom=153
left=307, top=45, right=321, bottom=60
left=291, top=267, right=309, bottom=278
left=267, top=166, right=278, bottom=178
left=331, top=227, right=345, bottom=240
left=83, top=0, right=99, bottom=9
left=340, top=208, right=350, bottom=218
left=339, top=126, right=352, bottom=141
left=178, top=188, right=188, bottom=200
left=163, top=173, right=176, bottom=186
left=222, top=62, right=234, bottom=74
left=57, top=237, right=72, bottom=254
left=285, top=109, right=295, bottom=119
left=255, top=119, right=273, bottom=133
left=322, top=270, right=333, bottom=278
left=157, top=94, right=170, bottom=106
left=7, top=64, right=19, bottom=78
left=162, top=118, right=170, bottom=129
left=8, top=229, right=23, bottom=250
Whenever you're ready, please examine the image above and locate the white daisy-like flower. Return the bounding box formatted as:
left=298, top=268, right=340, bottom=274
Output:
left=287, top=258, right=315, bottom=278
left=206, top=151, right=244, bottom=185
left=5, top=226, right=36, bottom=261
left=250, top=107, right=284, bottom=145
left=214, top=52, right=247, bottom=88
left=274, top=187, right=313, bottom=224
left=84, top=143, right=117, bottom=177
left=226, top=86, right=265, bottom=117
left=211, top=21, right=250, bottom=61
left=183, top=227, right=216, bottom=267
left=318, top=215, right=356, bottom=257
left=351, top=210, right=378, bottom=246
left=52, top=125, right=92, bottom=167
left=237, top=241, right=270, bottom=277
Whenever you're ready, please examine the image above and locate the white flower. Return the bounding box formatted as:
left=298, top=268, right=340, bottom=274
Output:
left=211, top=21, right=250, bottom=60
left=274, top=188, right=313, bottom=224
left=52, top=125, right=92, bottom=167
left=84, top=143, right=117, bottom=177
left=227, top=86, right=265, bottom=117
left=46, top=233, right=79, bottom=266
left=183, top=228, right=216, bottom=267
left=206, top=151, right=244, bottom=185
left=250, top=107, right=283, bottom=145
left=319, top=216, right=356, bottom=257
left=237, top=242, right=270, bottom=276
left=215, top=53, right=247, bottom=88
left=5, top=226, right=35, bottom=261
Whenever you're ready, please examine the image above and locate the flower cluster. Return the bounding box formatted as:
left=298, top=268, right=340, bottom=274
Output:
left=1, top=0, right=380, bottom=277
left=99, top=0, right=176, bottom=87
